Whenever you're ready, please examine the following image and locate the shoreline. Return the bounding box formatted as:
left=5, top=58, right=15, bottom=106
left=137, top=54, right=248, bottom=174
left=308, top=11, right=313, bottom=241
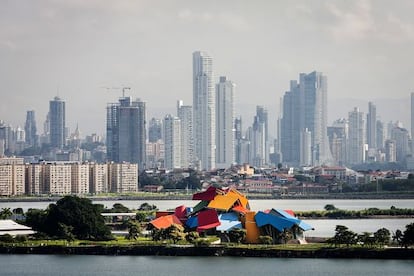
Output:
left=0, top=244, right=413, bottom=259
left=1, top=192, right=414, bottom=202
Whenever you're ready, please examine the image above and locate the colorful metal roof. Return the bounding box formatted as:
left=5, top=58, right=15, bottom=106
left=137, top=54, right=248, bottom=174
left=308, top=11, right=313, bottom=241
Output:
left=216, top=212, right=242, bottom=232
left=150, top=214, right=182, bottom=230
left=197, top=209, right=220, bottom=231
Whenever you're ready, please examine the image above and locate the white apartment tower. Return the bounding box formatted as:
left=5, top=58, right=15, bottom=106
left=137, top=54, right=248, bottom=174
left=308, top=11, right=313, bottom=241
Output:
left=348, top=107, right=365, bottom=165
left=71, top=163, right=90, bottom=194
left=215, top=76, right=235, bottom=169
left=177, top=100, right=193, bottom=168
left=300, top=128, right=312, bottom=166
left=163, top=114, right=182, bottom=169
left=193, top=51, right=215, bottom=170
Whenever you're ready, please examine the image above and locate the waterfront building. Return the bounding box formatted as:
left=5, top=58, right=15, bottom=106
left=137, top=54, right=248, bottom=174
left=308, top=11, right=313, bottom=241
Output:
left=42, top=162, right=72, bottom=195
left=106, top=96, right=146, bottom=169
left=71, top=163, right=89, bottom=194
left=148, top=118, right=162, bottom=143
left=108, top=162, right=138, bottom=193
left=0, top=158, right=25, bottom=196
left=280, top=71, right=329, bottom=166
left=348, top=107, right=365, bottom=165
left=24, top=110, right=38, bottom=148
left=177, top=100, right=193, bottom=168
left=49, top=96, right=66, bottom=149
left=193, top=51, right=215, bottom=170
left=216, top=76, right=235, bottom=169
left=366, top=102, right=377, bottom=150
left=163, top=114, right=182, bottom=169
left=89, top=163, right=109, bottom=194
left=25, top=163, right=42, bottom=195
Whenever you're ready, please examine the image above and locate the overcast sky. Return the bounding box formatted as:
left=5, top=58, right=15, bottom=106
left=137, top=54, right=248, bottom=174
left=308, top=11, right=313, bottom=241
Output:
left=1, top=0, right=413, bottom=137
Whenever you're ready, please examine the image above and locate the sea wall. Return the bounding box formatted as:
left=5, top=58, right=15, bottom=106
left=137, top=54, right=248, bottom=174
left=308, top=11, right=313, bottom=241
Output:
left=0, top=245, right=413, bottom=259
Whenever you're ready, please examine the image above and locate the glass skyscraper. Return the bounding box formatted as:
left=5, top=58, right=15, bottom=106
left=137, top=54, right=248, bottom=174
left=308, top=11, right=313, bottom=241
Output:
left=49, top=96, right=65, bottom=149
left=106, top=97, right=146, bottom=169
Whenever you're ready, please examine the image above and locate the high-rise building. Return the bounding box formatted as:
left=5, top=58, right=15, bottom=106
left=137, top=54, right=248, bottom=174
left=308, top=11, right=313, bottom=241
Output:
left=0, top=157, right=25, bottom=196
left=300, top=128, right=312, bottom=166
left=411, top=92, right=414, bottom=139
left=24, top=110, right=38, bottom=148
left=280, top=71, right=329, bottom=166
left=385, top=139, right=396, bottom=162
left=376, top=120, right=384, bottom=150
left=163, top=115, right=182, bottom=169
left=49, top=96, right=66, bottom=149
left=89, top=163, right=109, bottom=194
left=251, top=109, right=266, bottom=167
left=148, top=118, right=162, bottom=143
left=71, top=163, right=89, bottom=194
left=177, top=100, right=193, bottom=168
left=348, top=107, right=365, bottom=165
left=391, top=125, right=410, bottom=162
left=193, top=51, right=215, bottom=170
left=234, top=117, right=243, bottom=165
left=366, top=102, right=377, bottom=150
left=215, top=76, right=235, bottom=169
left=108, top=162, right=138, bottom=193
left=327, top=119, right=348, bottom=166
left=255, top=106, right=269, bottom=164
left=106, top=96, right=146, bottom=169
left=43, top=162, right=72, bottom=195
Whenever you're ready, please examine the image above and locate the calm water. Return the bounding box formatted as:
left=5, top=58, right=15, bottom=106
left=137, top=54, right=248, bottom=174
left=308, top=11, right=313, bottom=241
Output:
left=0, top=255, right=412, bottom=276
left=1, top=199, right=413, bottom=237
left=1, top=198, right=413, bottom=212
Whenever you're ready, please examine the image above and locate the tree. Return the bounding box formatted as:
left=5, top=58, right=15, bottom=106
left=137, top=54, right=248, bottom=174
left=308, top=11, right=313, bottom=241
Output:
left=165, top=224, right=185, bottom=244
left=402, top=222, right=414, bottom=248
left=42, top=196, right=112, bottom=240
left=126, top=221, right=141, bottom=240
left=358, top=232, right=375, bottom=248
left=374, top=228, right=390, bottom=247
left=110, top=203, right=130, bottom=213
left=324, top=204, right=337, bottom=211
left=330, top=225, right=357, bottom=247
left=228, top=228, right=247, bottom=243
left=392, top=229, right=404, bottom=246
left=138, top=203, right=157, bottom=211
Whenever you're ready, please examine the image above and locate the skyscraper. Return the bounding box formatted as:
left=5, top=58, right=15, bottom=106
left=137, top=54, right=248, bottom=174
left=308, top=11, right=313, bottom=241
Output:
left=251, top=107, right=267, bottom=167
left=24, top=110, right=38, bottom=148
left=177, top=100, right=193, bottom=168
left=215, top=76, right=235, bottom=169
left=163, top=114, right=181, bottom=169
left=366, top=102, right=377, bottom=150
left=348, top=107, right=365, bottom=165
left=255, top=106, right=269, bottom=164
left=411, top=92, right=414, bottom=139
left=106, top=97, right=146, bottom=169
left=148, top=118, right=162, bottom=143
left=193, top=51, right=215, bottom=170
left=280, top=71, right=329, bottom=166
left=49, top=96, right=66, bottom=149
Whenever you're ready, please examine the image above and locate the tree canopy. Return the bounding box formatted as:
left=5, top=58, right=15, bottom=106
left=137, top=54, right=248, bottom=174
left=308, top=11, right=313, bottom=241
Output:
left=26, top=196, right=112, bottom=241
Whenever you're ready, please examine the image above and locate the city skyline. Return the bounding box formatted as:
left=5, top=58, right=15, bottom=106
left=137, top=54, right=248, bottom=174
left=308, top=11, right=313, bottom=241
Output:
left=1, top=1, right=413, bottom=136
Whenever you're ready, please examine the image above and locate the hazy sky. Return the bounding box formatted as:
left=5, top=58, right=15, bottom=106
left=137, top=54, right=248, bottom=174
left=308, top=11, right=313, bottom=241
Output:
left=1, top=0, right=413, bottom=137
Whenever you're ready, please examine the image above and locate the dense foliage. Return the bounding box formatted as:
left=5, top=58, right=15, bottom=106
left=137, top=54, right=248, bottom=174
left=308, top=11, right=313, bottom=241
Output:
left=25, top=196, right=112, bottom=241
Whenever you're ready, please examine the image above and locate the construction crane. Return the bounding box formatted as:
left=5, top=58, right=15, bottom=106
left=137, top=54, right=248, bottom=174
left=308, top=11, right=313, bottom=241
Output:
left=102, top=86, right=131, bottom=98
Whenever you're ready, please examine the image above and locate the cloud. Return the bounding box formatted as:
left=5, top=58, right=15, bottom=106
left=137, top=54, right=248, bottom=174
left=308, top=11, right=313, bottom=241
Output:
left=325, top=0, right=414, bottom=43
left=326, top=0, right=375, bottom=41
